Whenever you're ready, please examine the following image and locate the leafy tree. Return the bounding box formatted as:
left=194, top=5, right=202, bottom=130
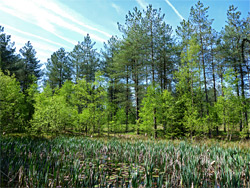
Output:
left=71, top=72, right=107, bottom=135
left=31, top=84, right=78, bottom=134
left=0, top=70, right=25, bottom=132
left=175, top=35, right=201, bottom=137
left=140, top=85, right=162, bottom=138
left=216, top=69, right=242, bottom=140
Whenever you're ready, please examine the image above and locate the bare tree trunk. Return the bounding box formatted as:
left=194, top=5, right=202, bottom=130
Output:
left=211, top=47, right=218, bottom=136
left=126, top=67, right=129, bottom=133
left=200, top=35, right=210, bottom=137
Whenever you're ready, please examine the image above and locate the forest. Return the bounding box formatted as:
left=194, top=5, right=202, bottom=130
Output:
left=1, top=1, right=250, bottom=140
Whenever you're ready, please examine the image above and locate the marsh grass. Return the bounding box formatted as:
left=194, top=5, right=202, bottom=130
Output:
left=1, top=135, right=250, bottom=187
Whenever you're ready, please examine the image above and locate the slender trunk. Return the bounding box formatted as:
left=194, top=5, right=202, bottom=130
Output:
left=234, top=64, right=242, bottom=131
left=220, top=74, right=226, bottom=133
left=211, top=47, right=218, bottom=136
left=59, top=66, right=62, bottom=88
left=151, top=21, right=155, bottom=84
left=136, top=72, right=139, bottom=135
left=150, top=26, right=157, bottom=137
left=153, top=107, right=156, bottom=139
left=198, top=56, right=203, bottom=119
left=163, top=56, right=167, bottom=90
left=241, top=39, right=248, bottom=133
left=126, top=66, right=129, bottom=133
left=160, top=70, right=163, bottom=91
left=200, top=35, right=210, bottom=137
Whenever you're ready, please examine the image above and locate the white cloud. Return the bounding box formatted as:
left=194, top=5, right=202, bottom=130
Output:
left=136, top=0, right=147, bottom=10
left=10, top=35, right=58, bottom=62
left=0, top=0, right=110, bottom=45
left=42, top=0, right=112, bottom=38
left=165, top=0, right=184, bottom=21
left=3, top=24, right=66, bottom=47
left=111, top=3, right=122, bottom=14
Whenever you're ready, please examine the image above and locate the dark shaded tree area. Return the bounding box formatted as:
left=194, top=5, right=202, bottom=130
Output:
left=0, top=1, right=249, bottom=139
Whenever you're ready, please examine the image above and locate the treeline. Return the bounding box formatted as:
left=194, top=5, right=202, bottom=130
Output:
left=0, top=1, right=250, bottom=139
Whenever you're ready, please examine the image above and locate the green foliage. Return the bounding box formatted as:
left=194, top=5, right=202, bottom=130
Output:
left=19, top=41, right=42, bottom=91
left=140, top=85, right=162, bottom=135
left=31, top=72, right=108, bottom=135
left=46, top=48, right=73, bottom=88
left=216, top=69, right=243, bottom=139
left=0, top=70, right=25, bottom=132
left=0, top=26, right=21, bottom=78
left=70, top=34, right=99, bottom=82
left=0, top=2, right=250, bottom=139
left=174, top=35, right=202, bottom=137
left=31, top=84, right=78, bottom=133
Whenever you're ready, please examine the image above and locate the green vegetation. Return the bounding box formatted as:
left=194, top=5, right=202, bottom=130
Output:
left=1, top=136, right=250, bottom=187
left=1, top=1, right=249, bottom=139
left=0, top=1, right=250, bottom=186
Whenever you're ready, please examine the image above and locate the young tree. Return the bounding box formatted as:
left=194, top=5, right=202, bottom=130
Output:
left=216, top=69, right=242, bottom=140
left=175, top=35, right=201, bottom=137
left=0, top=70, right=25, bottom=132
left=31, top=84, right=78, bottom=134
left=140, top=85, right=162, bottom=138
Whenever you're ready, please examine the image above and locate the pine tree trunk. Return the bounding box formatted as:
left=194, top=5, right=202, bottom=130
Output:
left=163, top=56, right=167, bottom=90
left=126, top=67, right=129, bottom=133
left=220, top=75, right=226, bottom=133
left=234, top=64, right=242, bottom=131
left=200, top=36, right=210, bottom=137
left=241, top=39, right=248, bottom=132
left=154, top=108, right=157, bottom=138
left=211, top=47, right=218, bottom=136
left=136, top=78, right=139, bottom=135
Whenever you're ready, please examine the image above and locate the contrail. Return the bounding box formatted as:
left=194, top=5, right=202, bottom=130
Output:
left=136, top=0, right=147, bottom=10
left=165, top=0, right=184, bottom=21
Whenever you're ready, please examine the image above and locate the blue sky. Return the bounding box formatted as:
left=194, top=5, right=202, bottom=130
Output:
left=0, top=0, right=249, bottom=66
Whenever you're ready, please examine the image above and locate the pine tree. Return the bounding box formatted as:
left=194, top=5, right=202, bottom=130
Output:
left=176, top=35, right=201, bottom=137
left=46, top=48, right=73, bottom=88
left=19, top=41, right=41, bottom=92
left=117, top=7, right=146, bottom=134
left=70, top=34, right=99, bottom=83
left=222, top=5, right=249, bottom=131
left=189, top=1, right=214, bottom=137
left=0, top=26, right=21, bottom=77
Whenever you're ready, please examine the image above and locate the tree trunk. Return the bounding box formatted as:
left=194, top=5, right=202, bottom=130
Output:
left=241, top=38, right=250, bottom=138
left=126, top=66, right=129, bottom=133
left=234, top=64, right=242, bottom=131
left=220, top=74, right=226, bottom=133
left=211, top=47, right=218, bottom=136
left=200, top=35, right=210, bottom=137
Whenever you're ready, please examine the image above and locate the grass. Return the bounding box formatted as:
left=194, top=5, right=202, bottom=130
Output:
left=1, top=134, right=250, bottom=187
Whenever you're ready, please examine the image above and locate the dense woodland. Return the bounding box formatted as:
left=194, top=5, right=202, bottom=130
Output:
left=1, top=1, right=250, bottom=139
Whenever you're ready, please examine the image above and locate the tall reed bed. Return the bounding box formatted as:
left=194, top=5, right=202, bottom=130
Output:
left=1, top=136, right=249, bottom=187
